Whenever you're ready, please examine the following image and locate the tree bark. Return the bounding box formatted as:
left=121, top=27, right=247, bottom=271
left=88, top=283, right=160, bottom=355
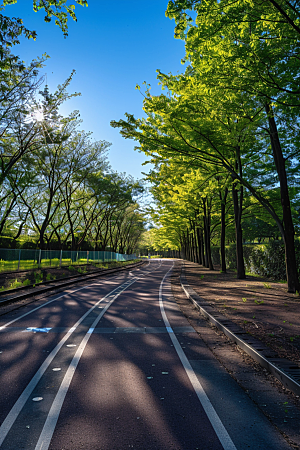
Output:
left=203, top=198, right=214, bottom=270
left=265, top=103, right=300, bottom=293
left=220, top=188, right=228, bottom=273
left=232, top=181, right=246, bottom=279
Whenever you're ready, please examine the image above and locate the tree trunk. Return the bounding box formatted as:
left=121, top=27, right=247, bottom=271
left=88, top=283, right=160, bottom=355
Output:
left=265, top=103, right=300, bottom=293
left=199, top=229, right=205, bottom=266
left=196, top=227, right=201, bottom=265
left=191, top=229, right=196, bottom=263
left=232, top=180, right=246, bottom=279
left=186, top=229, right=191, bottom=261
left=203, top=199, right=214, bottom=270
left=39, top=226, right=47, bottom=250
left=194, top=226, right=200, bottom=264
left=220, top=188, right=228, bottom=273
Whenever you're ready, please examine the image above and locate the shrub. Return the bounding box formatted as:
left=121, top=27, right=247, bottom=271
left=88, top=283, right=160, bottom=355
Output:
left=221, top=240, right=300, bottom=281
left=225, top=244, right=237, bottom=269
left=210, top=241, right=293, bottom=280
left=211, top=246, right=221, bottom=265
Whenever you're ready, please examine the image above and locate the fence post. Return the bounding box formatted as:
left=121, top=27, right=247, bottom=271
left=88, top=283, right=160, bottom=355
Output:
left=59, top=250, right=62, bottom=268
left=38, top=249, right=41, bottom=268
left=17, top=249, right=21, bottom=271
left=87, top=250, right=89, bottom=265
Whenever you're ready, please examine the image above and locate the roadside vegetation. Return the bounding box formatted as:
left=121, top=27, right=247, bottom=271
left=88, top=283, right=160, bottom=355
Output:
left=112, top=0, right=300, bottom=292
left=0, top=1, right=145, bottom=259
left=0, top=258, right=142, bottom=292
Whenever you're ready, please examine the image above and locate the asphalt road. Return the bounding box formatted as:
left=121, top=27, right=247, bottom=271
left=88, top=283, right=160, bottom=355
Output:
left=0, top=260, right=292, bottom=450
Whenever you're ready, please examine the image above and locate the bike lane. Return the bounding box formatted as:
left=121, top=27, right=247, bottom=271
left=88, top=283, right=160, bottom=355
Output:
left=46, top=260, right=291, bottom=450
left=0, top=261, right=153, bottom=449
left=0, top=260, right=292, bottom=449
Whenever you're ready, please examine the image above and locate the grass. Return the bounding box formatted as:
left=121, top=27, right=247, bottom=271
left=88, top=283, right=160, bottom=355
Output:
left=0, top=257, right=137, bottom=274
left=46, top=273, right=56, bottom=281
left=0, top=258, right=71, bottom=272
left=254, top=299, right=264, bottom=305
left=0, top=258, right=141, bottom=292
left=0, top=277, right=31, bottom=291
left=9, top=279, right=23, bottom=289
left=245, top=271, right=261, bottom=278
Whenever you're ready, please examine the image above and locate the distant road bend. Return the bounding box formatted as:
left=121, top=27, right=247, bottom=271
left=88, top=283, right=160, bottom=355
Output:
left=0, top=259, right=292, bottom=449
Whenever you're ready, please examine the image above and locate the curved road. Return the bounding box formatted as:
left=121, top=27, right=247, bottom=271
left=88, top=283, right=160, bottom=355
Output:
left=0, top=260, right=292, bottom=449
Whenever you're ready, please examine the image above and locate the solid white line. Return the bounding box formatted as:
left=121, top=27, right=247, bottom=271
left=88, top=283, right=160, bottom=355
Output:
left=34, top=276, right=140, bottom=450
left=158, top=263, right=237, bottom=450
left=0, top=261, right=149, bottom=330
left=0, top=260, right=156, bottom=447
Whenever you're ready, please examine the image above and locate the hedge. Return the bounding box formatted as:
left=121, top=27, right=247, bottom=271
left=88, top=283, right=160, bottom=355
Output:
left=211, top=241, right=300, bottom=281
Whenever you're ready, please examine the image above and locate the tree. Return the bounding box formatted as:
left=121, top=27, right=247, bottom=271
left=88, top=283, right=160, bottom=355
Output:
left=112, top=0, right=300, bottom=290
left=165, top=0, right=300, bottom=291
left=2, top=0, right=88, bottom=36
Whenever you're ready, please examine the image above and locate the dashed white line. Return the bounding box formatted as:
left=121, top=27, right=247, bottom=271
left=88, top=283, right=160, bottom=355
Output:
left=34, top=275, right=141, bottom=450
left=0, top=275, right=139, bottom=447
left=0, top=259, right=156, bottom=449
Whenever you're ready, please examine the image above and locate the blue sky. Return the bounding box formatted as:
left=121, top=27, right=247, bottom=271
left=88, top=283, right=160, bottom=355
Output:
left=5, top=1, right=186, bottom=180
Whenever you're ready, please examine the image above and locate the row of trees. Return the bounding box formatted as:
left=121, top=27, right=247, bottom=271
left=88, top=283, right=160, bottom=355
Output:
left=112, top=0, right=300, bottom=291
left=0, top=1, right=145, bottom=254
left=1, top=77, right=145, bottom=253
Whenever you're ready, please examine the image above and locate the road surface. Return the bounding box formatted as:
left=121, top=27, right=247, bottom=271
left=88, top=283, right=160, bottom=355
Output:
left=0, top=260, right=292, bottom=449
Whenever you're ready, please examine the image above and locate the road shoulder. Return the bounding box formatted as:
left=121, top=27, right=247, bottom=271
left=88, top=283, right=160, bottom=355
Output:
left=170, top=261, right=300, bottom=450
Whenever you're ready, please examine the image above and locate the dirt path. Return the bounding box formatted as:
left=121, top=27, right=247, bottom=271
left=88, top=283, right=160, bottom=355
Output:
left=181, top=261, right=300, bottom=364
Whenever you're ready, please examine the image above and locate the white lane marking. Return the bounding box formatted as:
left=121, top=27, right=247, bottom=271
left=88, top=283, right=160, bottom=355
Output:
left=0, top=285, right=89, bottom=331
left=0, top=276, right=139, bottom=447
left=34, top=275, right=139, bottom=450
left=0, top=260, right=157, bottom=448
left=158, top=263, right=237, bottom=450
left=0, top=262, right=149, bottom=330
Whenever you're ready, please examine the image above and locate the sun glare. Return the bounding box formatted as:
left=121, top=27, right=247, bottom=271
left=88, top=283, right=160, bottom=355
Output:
left=34, top=110, right=44, bottom=122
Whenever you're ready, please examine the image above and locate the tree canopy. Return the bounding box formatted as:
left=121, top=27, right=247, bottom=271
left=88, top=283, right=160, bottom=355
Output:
left=2, top=0, right=88, bottom=36
left=112, top=0, right=300, bottom=291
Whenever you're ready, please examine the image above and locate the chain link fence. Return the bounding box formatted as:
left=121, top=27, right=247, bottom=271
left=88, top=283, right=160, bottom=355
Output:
left=0, top=248, right=137, bottom=272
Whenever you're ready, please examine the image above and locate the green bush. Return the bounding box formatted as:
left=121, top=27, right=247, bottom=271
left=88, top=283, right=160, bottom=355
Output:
left=225, top=243, right=237, bottom=269
left=211, top=246, right=221, bottom=265
left=243, top=241, right=288, bottom=280
left=0, top=236, right=18, bottom=249
left=220, top=240, right=300, bottom=281
left=211, top=241, right=289, bottom=280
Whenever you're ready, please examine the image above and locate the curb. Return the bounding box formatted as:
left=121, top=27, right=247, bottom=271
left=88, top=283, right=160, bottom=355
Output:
left=180, top=264, right=300, bottom=397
